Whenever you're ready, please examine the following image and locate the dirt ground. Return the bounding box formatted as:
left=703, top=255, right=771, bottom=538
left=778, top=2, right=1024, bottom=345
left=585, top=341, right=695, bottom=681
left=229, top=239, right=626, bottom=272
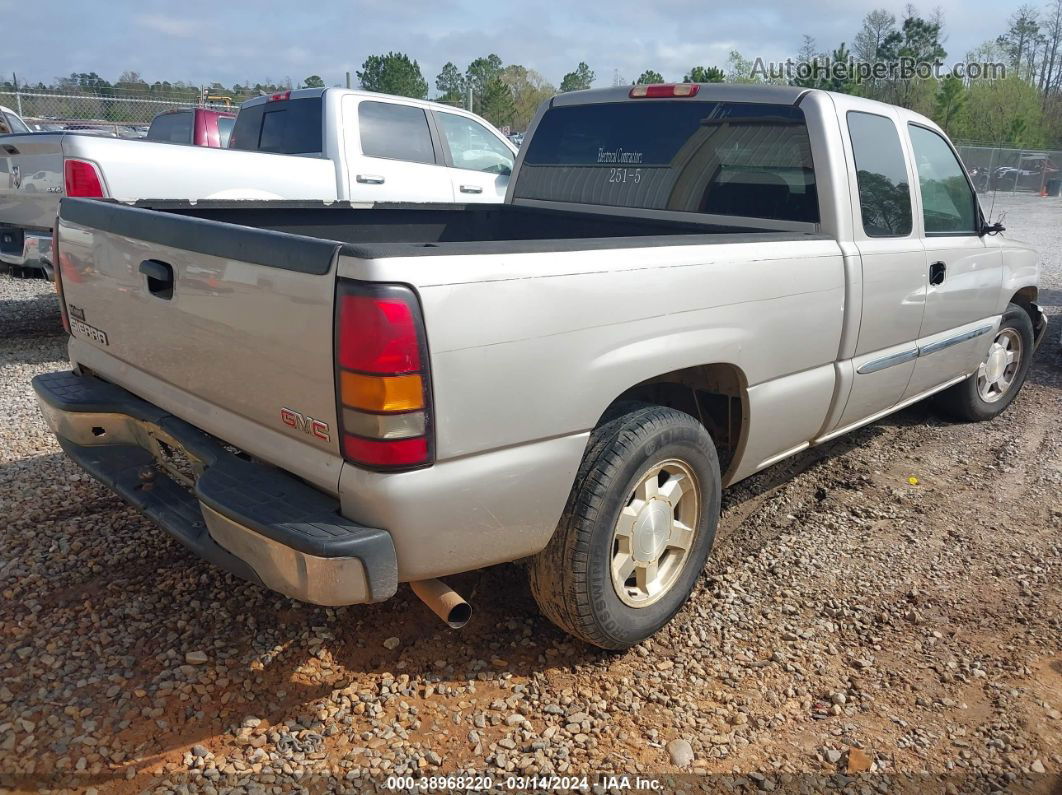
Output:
left=0, top=193, right=1059, bottom=794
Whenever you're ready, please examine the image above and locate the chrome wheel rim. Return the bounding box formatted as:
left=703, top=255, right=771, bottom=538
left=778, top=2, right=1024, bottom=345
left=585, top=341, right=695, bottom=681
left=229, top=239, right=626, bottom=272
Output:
left=610, top=459, right=700, bottom=608
left=976, top=328, right=1022, bottom=403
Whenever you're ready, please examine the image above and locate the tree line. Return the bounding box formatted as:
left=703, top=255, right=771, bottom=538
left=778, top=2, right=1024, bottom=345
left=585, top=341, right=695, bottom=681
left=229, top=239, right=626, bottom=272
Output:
left=778, top=3, right=1062, bottom=147
left=348, top=4, right=1062, bottom=144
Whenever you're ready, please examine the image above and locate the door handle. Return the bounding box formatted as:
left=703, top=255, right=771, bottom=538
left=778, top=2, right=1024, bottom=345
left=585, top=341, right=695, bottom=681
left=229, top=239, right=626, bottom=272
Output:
left=356, top=174, right=385, bottom=184
left=139, top=259, right=174, bottom=299
left=459, top=184, right=483, bottom=194
left=929, top=261, right=946, bottom=286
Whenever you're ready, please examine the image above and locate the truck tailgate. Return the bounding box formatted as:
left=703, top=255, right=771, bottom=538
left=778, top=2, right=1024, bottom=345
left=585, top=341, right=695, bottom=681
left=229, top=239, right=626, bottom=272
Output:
left=55, top=199, right=345, bottom=493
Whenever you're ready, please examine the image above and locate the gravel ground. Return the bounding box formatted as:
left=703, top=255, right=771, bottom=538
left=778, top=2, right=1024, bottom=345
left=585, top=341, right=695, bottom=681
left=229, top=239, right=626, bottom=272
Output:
left=0, top=195, right=1059, bottom=793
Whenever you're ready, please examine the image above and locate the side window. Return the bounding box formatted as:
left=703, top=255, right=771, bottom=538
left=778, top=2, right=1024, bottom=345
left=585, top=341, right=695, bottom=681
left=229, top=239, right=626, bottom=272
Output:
left=3, top=112, right=30, bottom=134
left=437, top=113, right=514, bottom=175
left=358, top=101, right=436, bottom=164
left=847, top=112, right=913, bottom=237
left=218, top=116, right=235, bottom=148
left=908, top=124, right=977, bottom=235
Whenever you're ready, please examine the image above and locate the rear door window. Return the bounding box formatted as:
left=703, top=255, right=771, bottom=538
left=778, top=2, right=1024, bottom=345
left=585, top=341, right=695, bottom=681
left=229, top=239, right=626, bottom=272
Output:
left=846, top=112, right=913, bottom=237
left=516, top=100, right=819, bottom=223
left=147, top=112, right=194, bottom=144
left=230, top=97, right=323, bottom=154
left=358, top=101, right=436, bottom=164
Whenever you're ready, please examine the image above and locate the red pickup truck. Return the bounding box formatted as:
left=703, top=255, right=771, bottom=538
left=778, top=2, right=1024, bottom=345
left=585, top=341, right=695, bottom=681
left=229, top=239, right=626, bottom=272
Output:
left=145, top=108, right=235, bottom=148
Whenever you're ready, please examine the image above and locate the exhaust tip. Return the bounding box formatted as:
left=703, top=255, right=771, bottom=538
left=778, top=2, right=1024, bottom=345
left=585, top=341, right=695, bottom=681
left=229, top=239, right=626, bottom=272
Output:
left=445, top=601, right=472, bottom=629
left=410, top=578, right=472, bottom=629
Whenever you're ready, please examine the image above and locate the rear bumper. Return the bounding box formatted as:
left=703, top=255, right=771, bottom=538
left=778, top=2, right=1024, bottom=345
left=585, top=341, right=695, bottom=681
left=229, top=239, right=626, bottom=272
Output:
left=0, top=228, right=53, bottom=278
left=32, top=370, right=397, bottom=606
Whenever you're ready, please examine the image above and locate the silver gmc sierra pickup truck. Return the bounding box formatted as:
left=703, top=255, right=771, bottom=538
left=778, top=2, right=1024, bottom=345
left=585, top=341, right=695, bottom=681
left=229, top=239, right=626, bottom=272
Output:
left=33, top=84, right=1047, bottom=649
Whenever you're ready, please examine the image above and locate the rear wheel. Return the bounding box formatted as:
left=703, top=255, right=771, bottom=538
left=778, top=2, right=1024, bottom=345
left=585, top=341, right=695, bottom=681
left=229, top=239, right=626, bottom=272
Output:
left=934, top=303, right=1034, bottom=421
left=529, top=404, right=720, bottom=650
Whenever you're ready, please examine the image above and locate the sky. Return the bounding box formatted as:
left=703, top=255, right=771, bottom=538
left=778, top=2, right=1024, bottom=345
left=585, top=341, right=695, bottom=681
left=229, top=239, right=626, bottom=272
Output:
left=0, top=0, right=1023, bottom=92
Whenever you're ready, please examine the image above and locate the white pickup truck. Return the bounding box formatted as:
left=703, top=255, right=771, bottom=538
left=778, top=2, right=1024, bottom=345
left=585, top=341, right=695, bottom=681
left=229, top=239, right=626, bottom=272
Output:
left=34, top=83, right=1046, bottom=649
left=1, top=89, right=516, bottom=277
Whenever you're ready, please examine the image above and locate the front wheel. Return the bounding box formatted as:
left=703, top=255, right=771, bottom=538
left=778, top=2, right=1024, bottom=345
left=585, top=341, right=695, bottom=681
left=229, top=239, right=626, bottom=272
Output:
left=934, top=303, right=1035, bottom=421
left=529, top=404, right=721, bottom=649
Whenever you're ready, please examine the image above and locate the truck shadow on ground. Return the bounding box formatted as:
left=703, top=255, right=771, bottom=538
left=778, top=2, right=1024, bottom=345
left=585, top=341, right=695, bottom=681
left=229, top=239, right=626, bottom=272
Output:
left=0, top=293, right=63, bottom=338
left=0, top=373, right=1045, bottom=787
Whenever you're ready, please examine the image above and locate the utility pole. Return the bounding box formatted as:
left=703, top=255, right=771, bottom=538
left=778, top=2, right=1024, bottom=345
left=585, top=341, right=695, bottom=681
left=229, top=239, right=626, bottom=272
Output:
left=13, top=72, right=23, bottom=116
left=345, top=72, right=352, bottom=89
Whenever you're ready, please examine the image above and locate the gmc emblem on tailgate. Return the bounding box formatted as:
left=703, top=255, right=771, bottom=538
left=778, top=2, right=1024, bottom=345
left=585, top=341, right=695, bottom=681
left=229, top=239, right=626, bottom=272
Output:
left=280, top=408, right=331, bottom=442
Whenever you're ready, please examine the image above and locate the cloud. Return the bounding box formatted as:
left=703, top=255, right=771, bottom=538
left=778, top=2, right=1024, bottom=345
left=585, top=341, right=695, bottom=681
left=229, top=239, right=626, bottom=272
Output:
left=134, top=13, right=197, bottom=38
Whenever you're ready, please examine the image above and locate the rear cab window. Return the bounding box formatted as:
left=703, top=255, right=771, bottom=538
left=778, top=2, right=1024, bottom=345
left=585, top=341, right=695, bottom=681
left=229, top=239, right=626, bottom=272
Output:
left=846, top=112, right=913, bottom=237
left=230, top=97, right=323, bottom=154
left=147, top=112, right=193, bottom=144
left=515, top=100, right=819, bottom=223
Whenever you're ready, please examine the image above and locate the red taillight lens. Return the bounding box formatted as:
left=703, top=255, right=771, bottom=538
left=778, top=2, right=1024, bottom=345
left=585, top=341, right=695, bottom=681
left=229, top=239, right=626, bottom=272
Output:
left=335, top=281, right=432, bottom=470
left=338, top=294, right=421, bottom=374
left=629, top=83, right=700, bottom=98
left=342, top=435, right=429, bottom=468
left=269, top=91, right=291, bottom=102
left=64, top=159, right=105, bottom=198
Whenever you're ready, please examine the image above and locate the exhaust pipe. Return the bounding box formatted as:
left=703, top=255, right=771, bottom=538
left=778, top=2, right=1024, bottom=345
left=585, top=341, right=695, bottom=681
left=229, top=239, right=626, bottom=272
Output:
left=410, top=578, right=472, bottom=629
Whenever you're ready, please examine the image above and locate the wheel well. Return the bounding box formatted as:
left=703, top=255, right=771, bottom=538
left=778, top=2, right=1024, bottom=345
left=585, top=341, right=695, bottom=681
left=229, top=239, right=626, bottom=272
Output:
left=604, top=364, right=747, bottom=477
left=1010, top=286, right=1039, bottom=326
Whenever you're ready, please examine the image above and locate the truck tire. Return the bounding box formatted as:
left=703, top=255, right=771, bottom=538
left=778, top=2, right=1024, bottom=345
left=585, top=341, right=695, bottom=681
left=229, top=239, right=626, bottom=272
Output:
left=529, top=403, right=720, bottom=649
left=934, top=303, right=1035, bottom=422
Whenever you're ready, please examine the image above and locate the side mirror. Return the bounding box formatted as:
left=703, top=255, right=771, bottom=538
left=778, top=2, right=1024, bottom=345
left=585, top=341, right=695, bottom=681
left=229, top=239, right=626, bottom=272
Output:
left=980, top=220, right=1006, bottom=236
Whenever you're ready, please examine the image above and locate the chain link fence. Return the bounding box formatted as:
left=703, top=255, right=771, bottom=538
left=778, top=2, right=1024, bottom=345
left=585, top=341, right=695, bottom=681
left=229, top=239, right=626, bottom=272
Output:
left=955, top=143, right=1062, bottom=196
left=0, top=89, right=235, bottom=136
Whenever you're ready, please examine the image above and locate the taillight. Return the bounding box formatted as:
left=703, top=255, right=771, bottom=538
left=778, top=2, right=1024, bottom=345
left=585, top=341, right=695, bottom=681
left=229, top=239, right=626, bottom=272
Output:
left=335, top=281, right=432, bottom=470
left=269, top=90, right=291, bottom=102
left=64, top=159, right=105, bottom=198
left=629, top=83, right=700, bottom=98
left=51, top=225, right=70, bottom=333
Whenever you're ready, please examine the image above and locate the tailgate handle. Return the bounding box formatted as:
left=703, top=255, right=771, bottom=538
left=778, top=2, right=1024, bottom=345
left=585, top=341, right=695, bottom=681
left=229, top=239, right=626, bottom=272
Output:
left=139, top=259, right=174, bottom=299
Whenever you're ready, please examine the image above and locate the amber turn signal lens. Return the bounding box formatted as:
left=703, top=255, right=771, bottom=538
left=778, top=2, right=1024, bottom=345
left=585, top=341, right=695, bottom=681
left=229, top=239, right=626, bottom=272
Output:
left=340, top=371, right=424, bottom=413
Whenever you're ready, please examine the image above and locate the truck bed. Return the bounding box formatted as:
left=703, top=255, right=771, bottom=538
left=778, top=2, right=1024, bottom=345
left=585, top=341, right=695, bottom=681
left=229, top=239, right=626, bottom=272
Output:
left=81, top=199, right=827, bottom=261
